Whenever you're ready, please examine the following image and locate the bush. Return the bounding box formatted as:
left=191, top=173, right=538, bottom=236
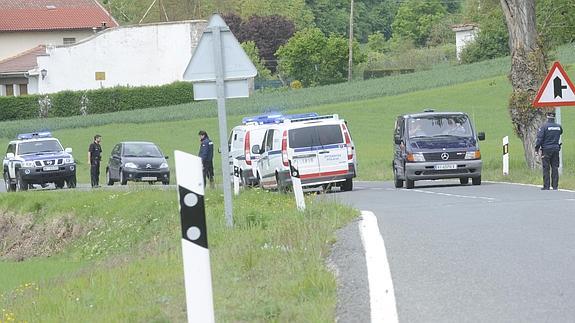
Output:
left=290, top=80, right=303, bottom=89
left=0, top=82, right=194, bottom=121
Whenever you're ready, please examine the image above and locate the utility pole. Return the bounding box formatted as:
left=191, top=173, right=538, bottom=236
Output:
left=348, top=0, right=354, bottom=82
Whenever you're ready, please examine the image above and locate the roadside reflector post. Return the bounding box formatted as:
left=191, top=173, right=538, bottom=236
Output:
left=233, top=158, right=240, bottom=195
left=174, top=150, right=215, bottom=323
left=503, top=136, right=509, bottom=176
left=290, top=160, right=305, bottom=211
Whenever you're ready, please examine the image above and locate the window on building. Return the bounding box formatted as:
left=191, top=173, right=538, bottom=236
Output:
left=19, top=84, right=28, bottom=96
left=63, top=37, right=76, bottom=45
left=5, top=84, right=14, bottom=96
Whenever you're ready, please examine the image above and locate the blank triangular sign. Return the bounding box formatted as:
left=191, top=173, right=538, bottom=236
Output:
left=183, top=14, right=257, bottom=82
left=533, top=61, right=575, bottom=107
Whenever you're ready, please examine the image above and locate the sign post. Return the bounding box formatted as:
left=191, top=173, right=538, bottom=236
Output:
left=183, top=14, right=257, bottom=227
left=233, top=158, right=240, bottom=195
left=289, top=160, right=305, bottom=211
left=533, top=61, right=575, bottom=176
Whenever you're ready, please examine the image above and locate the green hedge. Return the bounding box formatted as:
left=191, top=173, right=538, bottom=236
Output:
left=0, top=82, right=194, bottom=121
left=363, top=69, right=416, bottom=80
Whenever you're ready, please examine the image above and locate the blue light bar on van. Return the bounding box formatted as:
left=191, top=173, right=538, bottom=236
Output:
left=17, top=131, right=52, bottom=140
left=282, top=113, right=319, bottom=120
left=285, top=114, right=338, bottom=123
left=242, top=113, right=284, bottom=125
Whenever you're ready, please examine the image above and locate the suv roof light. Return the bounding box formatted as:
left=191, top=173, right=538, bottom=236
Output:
left=17, top=131, right=52, bottom=140
left=242, top=113, right=284, bottom=125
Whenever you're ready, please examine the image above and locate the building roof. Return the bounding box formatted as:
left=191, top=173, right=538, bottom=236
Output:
left=0, top=45, right=45, bottom=74
left=0, top=0, right=118, bottom=31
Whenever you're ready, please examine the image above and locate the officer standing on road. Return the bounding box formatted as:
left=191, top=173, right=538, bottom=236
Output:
left=88, top=134, right=102, bottom=188
left=198, top=130, right=215, bottom=188
left=535, top=112, right=563, bottom=190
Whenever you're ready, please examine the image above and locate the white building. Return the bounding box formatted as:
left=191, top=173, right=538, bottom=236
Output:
left=0, top=20, right=207, bottom=96
left=451, top=24, right=479, bottom=61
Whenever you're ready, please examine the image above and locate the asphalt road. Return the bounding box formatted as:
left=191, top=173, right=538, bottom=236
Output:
left=329, top=180, right=575, bottom=322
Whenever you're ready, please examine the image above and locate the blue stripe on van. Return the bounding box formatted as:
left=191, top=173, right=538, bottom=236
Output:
left=293, top=144, right=343, bottom=153
left=268, top=150, right=281, bottom=155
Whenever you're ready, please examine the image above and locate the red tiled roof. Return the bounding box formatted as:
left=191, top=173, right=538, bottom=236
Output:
left=0, top=45, right=45, bottom=73
left=0, top=0, right=118, bottom=31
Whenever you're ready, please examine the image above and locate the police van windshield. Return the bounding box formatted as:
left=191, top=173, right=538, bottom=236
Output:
left=123, top=143, right=163, bottom=158
left=289, top=125, right=343, bottom=148
left=408, top=115, right=472, bottom=139
left=17, top=139, right=63, bottom=155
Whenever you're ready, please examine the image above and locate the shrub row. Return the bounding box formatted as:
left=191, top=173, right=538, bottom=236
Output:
left=0, top=82, right=194, bottom=121
left=363, top=69, right=415, bottom=79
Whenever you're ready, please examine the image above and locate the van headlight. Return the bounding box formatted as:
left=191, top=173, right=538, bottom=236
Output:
left=407, top=152, right=425, bottom=162
left=465, top=150, right=481, bottom=159
left=65, top=157, right=75, bottom=164
left=124, top=162, right=138, bottom=169
left=22, top=161, right=35, bottom=168
left=159, top=162, right=169, bottom=169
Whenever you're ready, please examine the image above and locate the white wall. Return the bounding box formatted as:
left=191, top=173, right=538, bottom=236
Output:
left=35, top=21, right=206, bottom=94
left=455, top=28, right=478, bottom=61
left=0, top=30, right=94, bottom=61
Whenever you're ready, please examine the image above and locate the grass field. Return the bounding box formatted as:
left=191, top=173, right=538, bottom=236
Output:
left=2, top=46, right=575, bottom=321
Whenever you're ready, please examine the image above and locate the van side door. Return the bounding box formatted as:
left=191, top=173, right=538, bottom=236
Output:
left=393, top=117, right=406, bottom=175
left=258, top=129, right=273, bottom=184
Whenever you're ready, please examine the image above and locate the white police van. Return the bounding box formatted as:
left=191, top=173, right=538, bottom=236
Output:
left=3, top=132, right=76, bottom=191
left=254, top=114, right=356, bottom=191
left=228, top=112, right=319, bottom=186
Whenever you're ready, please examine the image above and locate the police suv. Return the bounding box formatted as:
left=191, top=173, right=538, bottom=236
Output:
left=254, top=114, right=356, bottom=191
left=3, top=132, right=77, bottom=191
left=228, top=112, right=319, bottom=186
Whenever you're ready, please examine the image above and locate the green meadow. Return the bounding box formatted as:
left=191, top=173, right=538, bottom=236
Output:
left=2, top=45, right=575, bottom=321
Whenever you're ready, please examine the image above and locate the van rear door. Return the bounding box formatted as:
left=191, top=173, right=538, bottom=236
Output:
left=288, top=126, right=321, bottom=178
left=316, top=124, right=348, bottom=178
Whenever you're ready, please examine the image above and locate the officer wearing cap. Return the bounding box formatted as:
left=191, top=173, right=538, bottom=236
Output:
left=535, top=111, right=563, bottom=190
left=198, top=130, right=215, bottom=188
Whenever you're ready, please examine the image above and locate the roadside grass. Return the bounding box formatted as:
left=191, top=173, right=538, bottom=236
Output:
left=0, top=188, right=357, bottom=322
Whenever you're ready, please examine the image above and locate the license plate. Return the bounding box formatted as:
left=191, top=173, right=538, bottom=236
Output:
left=295, top=157, right=315, bottom=165
left=43, top=166, right=58, bottom=171
left=434, top=164, right=457, bottom=170
left=142, top=176, right=157, bottom=181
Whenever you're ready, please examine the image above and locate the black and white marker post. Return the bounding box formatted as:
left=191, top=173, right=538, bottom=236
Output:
left=502, top=136, right=509, bottom=176
left=233, top=157, right=240, bottom=195
left=174, top=150, right=215, bottom=323
left=289, top=160, right=306, bottom=211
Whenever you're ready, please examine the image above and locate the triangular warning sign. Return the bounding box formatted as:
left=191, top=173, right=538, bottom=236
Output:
left=533, top=61, right=575, bottom=107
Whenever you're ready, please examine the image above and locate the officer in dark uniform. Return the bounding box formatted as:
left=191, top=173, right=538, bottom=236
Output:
left=535, top=112, right=563, bottom=190
left=88, top=134, right=102, bottom=188
left=198, top=130, right=214, bottom=188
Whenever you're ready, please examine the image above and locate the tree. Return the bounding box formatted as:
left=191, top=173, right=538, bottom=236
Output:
left=500, top=0, right=548, bottom=168
left=241, top=41, right=273, bottom=81
left=276, top=28, right=363, bottom=86
left=391, top=0, right=447, bottom=47
left=239, top=15, right=296, bottom=72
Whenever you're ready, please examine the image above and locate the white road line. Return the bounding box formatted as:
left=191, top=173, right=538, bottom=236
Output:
left=485, top=180, right=575, bottom=193
left=359, top=211, right=398, bottom=323
left=411, top=189, right=497, bottom=201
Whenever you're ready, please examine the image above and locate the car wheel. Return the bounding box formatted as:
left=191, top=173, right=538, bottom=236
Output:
left=107, top=169, right=114, bottom=186
left=276, top=173, right=288, bottom=193
left=120, top=170, right=127, bottom=185
left=460, top=177, right=469, bottom=185
left=341, top=178, right=353, bottom=191
left=472, top=176, right=481, bottom=185
left=393, top=167, right=404, bottom=188
left=162, top=180, right=169, bottom=185
left=16, top=173, right=28, bottom=191
left=4, top=172, right=16, bottom=192
left=67, top=176, right=77, bottom=189
left=148, top=181, right=155, bottom=185
left=55, top=180, right=65, bottom=189
left=405, top=178, right=415, bottom=189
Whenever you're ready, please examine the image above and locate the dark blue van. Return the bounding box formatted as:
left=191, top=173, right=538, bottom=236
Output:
left=392, top=110, right=485, bottom=189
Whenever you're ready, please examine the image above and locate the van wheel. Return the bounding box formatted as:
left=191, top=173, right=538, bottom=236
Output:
left=341, top=178, right=353, bottom=191
left=393, top=168, right=404, bottom=188
left=405, top=178, right=415, bottom=189
left=460, top=178, right=469, bottom=185
left=67, top=176, right=77, bottom=188
left=472, top=176, right=481, bottom=185
left=4, top=172, right=16, bottom=192
left=55, top=180, right=65, bottom=189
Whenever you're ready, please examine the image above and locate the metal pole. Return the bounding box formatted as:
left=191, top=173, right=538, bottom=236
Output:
left=212, top=25, right=234, bottom=227
left=556, top=106, right=563, bottom=175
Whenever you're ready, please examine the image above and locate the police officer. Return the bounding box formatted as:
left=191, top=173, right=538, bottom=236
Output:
left=535, top=112, right=563, bottom=190
left=198, top=130, right=214, bottom=188
left=88, top=134, right=102, bottom=188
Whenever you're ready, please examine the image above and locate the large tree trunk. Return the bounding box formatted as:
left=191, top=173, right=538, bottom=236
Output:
left=500, top=0, right=548, bottom=169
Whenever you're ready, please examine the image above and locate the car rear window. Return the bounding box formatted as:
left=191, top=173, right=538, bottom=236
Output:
left=289, top=125, right=343, bottom=148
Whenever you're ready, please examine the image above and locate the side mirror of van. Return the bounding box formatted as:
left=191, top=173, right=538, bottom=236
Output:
left=394, top=136, right=402, bottom=145
left=477, top=132, right=485, bottom=141
left=251, top=145, right=260, bottom=154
